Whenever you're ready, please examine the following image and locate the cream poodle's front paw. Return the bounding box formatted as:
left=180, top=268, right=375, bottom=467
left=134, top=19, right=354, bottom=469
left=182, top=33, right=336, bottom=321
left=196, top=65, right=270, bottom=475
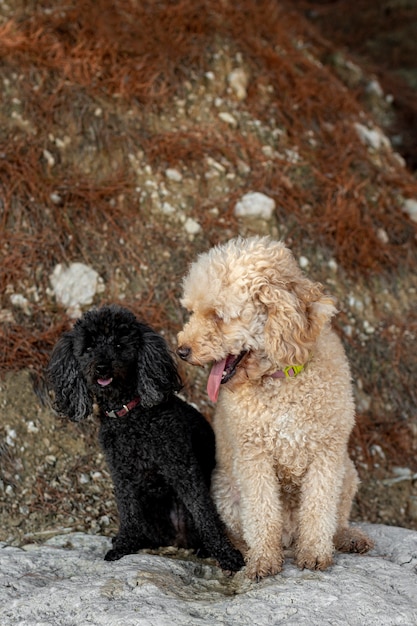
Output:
left=334, top=527, right=374, bottom=554
left=245, top=548, right=284, bottom=580
left=295, top=548, right=333, bottom=571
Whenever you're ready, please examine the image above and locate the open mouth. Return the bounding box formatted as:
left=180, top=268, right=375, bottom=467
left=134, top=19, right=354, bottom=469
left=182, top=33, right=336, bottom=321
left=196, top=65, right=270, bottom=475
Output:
left=97, top=377, right=113, bottom=387
left=207, top=350, right=248, bottom=403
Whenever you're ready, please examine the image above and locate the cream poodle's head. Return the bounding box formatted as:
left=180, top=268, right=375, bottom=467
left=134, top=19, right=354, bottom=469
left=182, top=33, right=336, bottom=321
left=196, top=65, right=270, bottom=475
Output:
left=177, top=236, right=337, bottom=401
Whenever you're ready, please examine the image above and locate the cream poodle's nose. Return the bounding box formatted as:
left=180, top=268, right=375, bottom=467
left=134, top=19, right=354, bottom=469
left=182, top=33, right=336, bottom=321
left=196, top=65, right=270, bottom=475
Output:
left=177, top=345, right=191, bottom=360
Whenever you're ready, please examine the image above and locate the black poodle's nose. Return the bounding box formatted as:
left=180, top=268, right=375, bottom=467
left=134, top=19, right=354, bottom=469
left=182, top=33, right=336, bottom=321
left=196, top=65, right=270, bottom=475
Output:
left=177, top=346, right=191, bottom=361
left=96, top=363, right=112, bottom=376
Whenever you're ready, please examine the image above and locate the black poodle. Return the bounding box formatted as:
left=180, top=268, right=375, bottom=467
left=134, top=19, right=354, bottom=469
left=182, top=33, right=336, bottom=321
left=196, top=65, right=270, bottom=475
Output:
left=45, top=304, right=244, bottom=572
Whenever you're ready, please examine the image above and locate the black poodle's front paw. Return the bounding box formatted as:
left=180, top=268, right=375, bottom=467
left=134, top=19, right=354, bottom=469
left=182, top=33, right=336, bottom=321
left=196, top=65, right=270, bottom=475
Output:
left=217, top=547, right=245, bottom=573
left=104, top=547, right=128, bottom=561
left=105, top=538, right=139, bottom=561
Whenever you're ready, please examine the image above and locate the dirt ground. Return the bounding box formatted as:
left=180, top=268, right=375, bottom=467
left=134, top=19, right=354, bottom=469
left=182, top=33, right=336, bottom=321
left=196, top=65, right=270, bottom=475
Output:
left=1, top=0, right=417, bottom=547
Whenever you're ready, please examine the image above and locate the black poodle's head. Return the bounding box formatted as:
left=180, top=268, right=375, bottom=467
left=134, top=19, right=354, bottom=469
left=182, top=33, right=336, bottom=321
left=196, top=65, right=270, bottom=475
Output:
left=47, top=304, right=182, bottom=421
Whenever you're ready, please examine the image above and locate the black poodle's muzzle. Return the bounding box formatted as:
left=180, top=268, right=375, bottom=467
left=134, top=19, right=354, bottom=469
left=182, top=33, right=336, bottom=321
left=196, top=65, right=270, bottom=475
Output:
left=93, top=362, right=114, bottom=388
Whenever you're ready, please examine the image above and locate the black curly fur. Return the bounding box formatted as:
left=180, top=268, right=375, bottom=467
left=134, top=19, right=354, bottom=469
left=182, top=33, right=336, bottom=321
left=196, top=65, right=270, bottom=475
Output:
left=46, top=304, right=244, bottom=572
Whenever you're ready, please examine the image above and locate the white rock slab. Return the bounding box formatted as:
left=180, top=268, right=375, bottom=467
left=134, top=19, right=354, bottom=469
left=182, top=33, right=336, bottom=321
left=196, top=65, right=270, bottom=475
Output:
left=0, top=525, right=416, bottom=626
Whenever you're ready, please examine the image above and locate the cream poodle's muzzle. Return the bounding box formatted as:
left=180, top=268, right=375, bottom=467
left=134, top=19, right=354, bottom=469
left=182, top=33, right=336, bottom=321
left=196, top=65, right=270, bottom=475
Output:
left=177, top=341, right=248, bottom=402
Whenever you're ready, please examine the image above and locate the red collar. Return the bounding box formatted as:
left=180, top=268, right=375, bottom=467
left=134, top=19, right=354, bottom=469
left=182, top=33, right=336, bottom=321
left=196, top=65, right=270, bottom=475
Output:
left=104, top=396, right=141, bottom=418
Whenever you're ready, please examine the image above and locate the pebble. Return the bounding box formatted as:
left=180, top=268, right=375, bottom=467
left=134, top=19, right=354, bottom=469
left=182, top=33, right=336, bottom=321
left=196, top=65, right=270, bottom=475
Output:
left=165, top=168, right=183, bottom=182
left=50, top=192, right=62, bottom=204
left=234, top=191, right=276, bottom=220
left=348, top=295, right=364, bottom=312
left=376, top=228, right=389, bottom=243
left=6, top=428, right=16, bottom=447
left=10, top=293, right=31, bottom=315
left=363, top=320, right=375, bottom=334
left=184, top=217, right=201, bottom=235
left=161, top=202, right=176, bottom=215
left=228, top=68, right=249, bottom=100
left=42, top=149, right=55, bottom=167
left=365, top=80, right=384, bottom=98
left=402, top=198, right=417, bottom=222
left=354, top=123, right=390, bottom=150
left=218, top=112, right=238, bottom=127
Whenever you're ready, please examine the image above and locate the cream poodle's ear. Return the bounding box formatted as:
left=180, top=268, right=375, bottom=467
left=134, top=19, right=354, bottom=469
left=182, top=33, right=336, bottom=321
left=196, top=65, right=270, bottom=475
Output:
left=256, top=279, right=338, bottom=365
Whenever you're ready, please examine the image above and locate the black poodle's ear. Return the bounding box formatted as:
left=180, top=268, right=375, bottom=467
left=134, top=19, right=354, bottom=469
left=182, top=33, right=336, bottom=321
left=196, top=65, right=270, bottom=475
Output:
left=47, top=331, right=93, bottom=421
left=136, top=328, right=182, bottom=408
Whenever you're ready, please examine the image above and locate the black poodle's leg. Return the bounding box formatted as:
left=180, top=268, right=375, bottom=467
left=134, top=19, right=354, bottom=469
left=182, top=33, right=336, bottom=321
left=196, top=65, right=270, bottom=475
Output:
left=164, top=460, right=244, bottom=572
left=105, top=484, right=179, bottom=561
left=105, top=521, right=147, bottom=561
left=104, top=480, right=152, bottom=561
left=184, top=486, right=244, bottom=572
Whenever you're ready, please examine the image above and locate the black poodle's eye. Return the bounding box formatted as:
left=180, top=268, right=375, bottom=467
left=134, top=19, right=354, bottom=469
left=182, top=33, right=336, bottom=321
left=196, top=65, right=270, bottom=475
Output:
left=80, top=338, right=94, bottom=355
left=114, top=335, right=129, bottom=350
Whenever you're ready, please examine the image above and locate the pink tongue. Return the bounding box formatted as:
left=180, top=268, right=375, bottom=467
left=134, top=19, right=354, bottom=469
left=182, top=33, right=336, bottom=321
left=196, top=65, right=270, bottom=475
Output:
left=98, top=377, right=113, bottom=387
left=207, top=358, right=227, bottom=403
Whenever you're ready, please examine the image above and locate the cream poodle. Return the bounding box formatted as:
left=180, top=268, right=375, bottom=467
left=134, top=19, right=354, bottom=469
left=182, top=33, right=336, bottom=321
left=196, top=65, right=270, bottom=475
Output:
left=177, top=236, right=373, bottom=580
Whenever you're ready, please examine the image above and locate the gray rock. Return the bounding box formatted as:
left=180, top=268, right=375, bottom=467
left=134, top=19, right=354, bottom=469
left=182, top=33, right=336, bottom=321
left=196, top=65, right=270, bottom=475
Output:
left=0, top=524, right=416, bottom=626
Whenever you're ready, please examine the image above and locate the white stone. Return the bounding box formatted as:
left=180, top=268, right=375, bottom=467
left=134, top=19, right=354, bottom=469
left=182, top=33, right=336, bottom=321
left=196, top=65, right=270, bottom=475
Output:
left=161, top=202, right=176, bottom=215
left=284, top=148, right=300, bottom=163
left=376, top=228, right=389, bottom=244
left=218, top=111, right=238, bottom=127
left=363, top=320, right=375, bottom=334
left=50, top=263, right=103, bottom=317
left=0, top=526, right=416, bottom=625
left=42, top=149, right=55, bottom=167
left=354, top=123, right=390, bottom=150
left=6, top=427, right=16, bottom=447
left=184, top=217, right=201, bottom=235
left=343, top=325, right=353, bottom=337
left=165, top=168, right=183, bottom=182
left=9, top=293, right=31, bottom=315
left=206, top=156, right=226, bottom=172
left=234, top=192, right=276, bottom=220
left=402, top=198, right=417, bottom=222
left=299, top=256, right=309, bottom=268
left=366, top=80, right=384, bottom=98
left=228, top=68, right=249, bottom=100
left=50, top=192, right=62, bottom=204
left=392, top=467, right=413, bottom=478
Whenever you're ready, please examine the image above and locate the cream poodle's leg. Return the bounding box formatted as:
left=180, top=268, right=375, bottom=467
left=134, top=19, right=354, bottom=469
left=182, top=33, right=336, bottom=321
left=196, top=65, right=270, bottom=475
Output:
left=236, top=451, right=284, bottom=580
left=211, top=467, right=247, bottom=554
left=295, top=457, right=344, bottom=571
left=333, top=458, right=374, bottom=554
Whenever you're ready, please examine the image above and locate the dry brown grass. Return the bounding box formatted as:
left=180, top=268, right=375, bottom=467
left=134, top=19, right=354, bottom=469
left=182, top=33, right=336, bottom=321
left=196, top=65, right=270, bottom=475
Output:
left=0, top=0, right=416, bottom=478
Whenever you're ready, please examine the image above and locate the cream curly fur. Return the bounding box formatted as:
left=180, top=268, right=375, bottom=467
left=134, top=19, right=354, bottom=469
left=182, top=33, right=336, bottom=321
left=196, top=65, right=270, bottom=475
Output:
left=178, top=236, right=373, bottom=580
